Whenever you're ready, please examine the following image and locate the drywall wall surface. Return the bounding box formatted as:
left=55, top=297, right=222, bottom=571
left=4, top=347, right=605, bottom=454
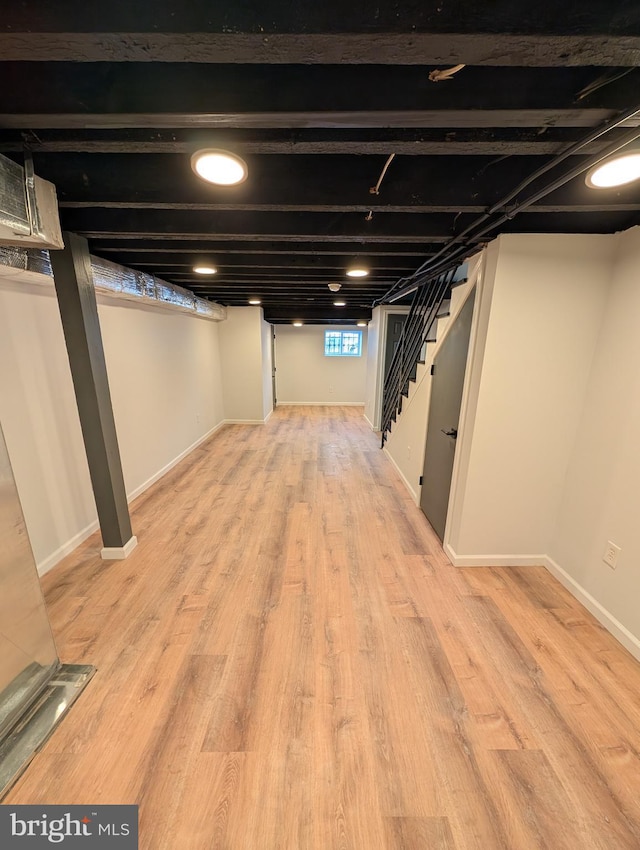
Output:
left=549, top=225, right=640, bottom=642
left=274, top=324, right=368, bottom=404
left=0, top=275, right=226, bottom=573
left=97, top=296, right=225, bottom=498
left=384, top=280, right=475, bottom=505
left=0, top=279, right=96, bottom=570
left=451, top=233, right=612, bottom=557
left=218, top=306, right=267, bottom=421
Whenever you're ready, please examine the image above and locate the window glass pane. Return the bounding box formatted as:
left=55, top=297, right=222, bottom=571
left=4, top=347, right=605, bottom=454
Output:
left=324, top=331, right=342, bottom=356
left=324, top=330, right=362, bottom=357
left=341, top=332, right=361, bottom=356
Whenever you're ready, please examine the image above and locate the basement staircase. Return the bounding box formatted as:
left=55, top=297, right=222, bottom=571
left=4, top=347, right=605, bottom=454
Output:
left=380, top=266, right=466, bottom=447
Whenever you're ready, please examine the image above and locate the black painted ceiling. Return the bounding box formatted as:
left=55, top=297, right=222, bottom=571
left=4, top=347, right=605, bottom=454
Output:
left=1, top=2, right=640, bottom=323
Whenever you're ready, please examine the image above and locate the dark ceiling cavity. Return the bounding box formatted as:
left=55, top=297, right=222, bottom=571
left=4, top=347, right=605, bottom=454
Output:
left=1, top=2, right=640, bottom=323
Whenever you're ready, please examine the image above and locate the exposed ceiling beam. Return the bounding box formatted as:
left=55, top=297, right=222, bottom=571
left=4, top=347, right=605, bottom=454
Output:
left=83, top=232, right=451, bottom=243
left=1, top=33, right=639, bottom=67
left=3, top=126, right=630, bottom=156
left=1, top=110, right=631, bottom=131
left=61, top=209, right=479, bottom=238
left=95, top=243, right=437, bottom=255
left=58, top=202, right=640, bottom=214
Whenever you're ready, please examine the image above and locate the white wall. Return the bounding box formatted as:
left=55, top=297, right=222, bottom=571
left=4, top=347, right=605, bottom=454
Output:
left=97, top=296, right=225, bottom=498
left=449, top=234, right=613, bottom=561
left=549, top=226, right=640, bottom=647
left=218, top=306, right=269, bottom=422
left=275, top=324, right=368, bottom=404
left=0, top=275, right=225, bottom=574
left=384, top=279, right=475, bottom=503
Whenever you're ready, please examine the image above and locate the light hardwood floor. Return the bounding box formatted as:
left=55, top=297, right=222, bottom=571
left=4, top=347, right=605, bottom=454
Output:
left=6, top=406, right=640, bottom=849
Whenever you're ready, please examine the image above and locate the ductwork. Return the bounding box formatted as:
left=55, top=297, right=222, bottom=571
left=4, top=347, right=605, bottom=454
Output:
left=0, top=246, right=226, bottom=322
left=0, top=153, right=64, bottom=250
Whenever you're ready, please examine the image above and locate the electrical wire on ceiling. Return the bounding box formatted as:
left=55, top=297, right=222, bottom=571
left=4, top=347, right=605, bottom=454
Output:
left=576, top=68, right=636, bottom=101
left=428, top=64, right=466, bottom=83
left=377, top=100, right=640, bottom=304
left=365, top=67, right=465, bottom=222
left=365, top=153, right=396, bottom=221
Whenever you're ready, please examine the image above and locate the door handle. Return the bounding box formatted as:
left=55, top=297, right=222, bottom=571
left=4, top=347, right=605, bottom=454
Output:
left=441, top=427, right=458, bottom=439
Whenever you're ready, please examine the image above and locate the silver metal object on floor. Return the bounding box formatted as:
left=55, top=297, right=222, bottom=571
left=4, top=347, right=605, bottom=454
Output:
left=0, top=421, right=95, bottom=799
left=0, top=664, right=95, bottom=799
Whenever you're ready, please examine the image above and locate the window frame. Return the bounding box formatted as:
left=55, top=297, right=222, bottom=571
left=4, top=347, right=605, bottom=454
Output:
left=324, top=329, right=363, bottom=357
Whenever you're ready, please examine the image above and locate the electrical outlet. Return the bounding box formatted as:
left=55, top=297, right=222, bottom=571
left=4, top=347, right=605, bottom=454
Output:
left=603, top=541, right=621, bottom=570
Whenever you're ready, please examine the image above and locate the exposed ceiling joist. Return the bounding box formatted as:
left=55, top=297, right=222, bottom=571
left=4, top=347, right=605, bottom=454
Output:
left=1, top=32, right=640, bottom=66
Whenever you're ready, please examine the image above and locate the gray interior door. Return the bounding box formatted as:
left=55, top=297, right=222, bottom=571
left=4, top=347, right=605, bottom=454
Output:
left=384, top=313, right=408, bottom=379
left=271, top=326, right=277, bottom=406
left=420, top=290, right=475, bottom=541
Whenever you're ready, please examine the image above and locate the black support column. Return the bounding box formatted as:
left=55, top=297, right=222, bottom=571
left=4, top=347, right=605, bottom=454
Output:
left=50, top=232, right=137, bottom=559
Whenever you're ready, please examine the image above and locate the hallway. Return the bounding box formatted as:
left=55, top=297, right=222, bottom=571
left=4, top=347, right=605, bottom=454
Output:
left=6, top=406, right=640, bottom=848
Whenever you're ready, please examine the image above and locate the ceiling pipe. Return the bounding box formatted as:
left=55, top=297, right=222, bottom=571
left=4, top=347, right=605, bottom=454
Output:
left=379, top=101, right=640, bottom=304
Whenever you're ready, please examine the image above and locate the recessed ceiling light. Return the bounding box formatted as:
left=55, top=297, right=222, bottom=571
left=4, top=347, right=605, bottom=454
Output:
left=328, top=283, right=342, bottom=292
left=248, top=299, right=261, bottom=305
left=334, top=300, right=346, bottom=306
left=193, top=265, right=217, bottom=275
left=585, top=152, right=640, bottom=188
left=293, top=321, right=303, bottom=327
left=357, top=322, right=367, bottom=327
left=191, top=149, right=248, bottom=186
left=346, top=267, right=369, bottom=278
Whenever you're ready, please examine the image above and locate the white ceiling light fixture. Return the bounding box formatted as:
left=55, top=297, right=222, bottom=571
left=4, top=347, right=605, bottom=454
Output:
left=334, top=300, right=346, bottom=306
left=293, top=321, right=303, bottom=327
left=191, top=149, right=248, bottom=186
left=346, top=267, right=369, bottom=278
left=193, top=265, right=217, bottom=275
left=357, top=322, right=367, bottom=327
left=248, top=299, right=261, bottom=305
left=585, top=152, right=640, bottom=188
left=328, top=282, right=342, bottom=292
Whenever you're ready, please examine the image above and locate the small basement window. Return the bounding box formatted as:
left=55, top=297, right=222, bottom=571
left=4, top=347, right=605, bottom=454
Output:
left=324, top=330, right=362, bottom=357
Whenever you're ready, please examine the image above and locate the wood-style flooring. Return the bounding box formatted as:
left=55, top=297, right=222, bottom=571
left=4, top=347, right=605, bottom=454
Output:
left=6, top=406, right=640, bottom=849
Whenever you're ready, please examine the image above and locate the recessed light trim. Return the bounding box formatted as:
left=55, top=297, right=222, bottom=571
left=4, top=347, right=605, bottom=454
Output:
left=293, top=321, right=303, bottom=327
left=585, top=152, right=640, bottom=189
left=334, top=300, right=346, bottom=306
left=346, top=267, right=369, bottom=278
left=248, top=299, right=261, bottom=305
left=193, top=265, right=217, bottom=275
left=191, top=149, right=248, bottom=186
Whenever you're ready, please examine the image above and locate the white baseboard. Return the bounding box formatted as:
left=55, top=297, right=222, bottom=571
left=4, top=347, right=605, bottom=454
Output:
left=276, top=401, right=365, bottom=406
left=363, top=413, right=379, bottom=431
left=37, top=518, right=100, bottom=577
left=223, top=418, right=269, bottom=425
left=544, top=556, right=640, bottom=662
left=126, top=420, right=226, bottom=503
left=382, top=447, right=419, bottom=503
left=442, top=544, right=640, bottom=662
left=444, top=543, right=546, bottom=568
left=101, top=535, right=138, bottom=561
left=37, top=421, right=228, bottom=576
left=264, top=408, right=274, bottom=423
